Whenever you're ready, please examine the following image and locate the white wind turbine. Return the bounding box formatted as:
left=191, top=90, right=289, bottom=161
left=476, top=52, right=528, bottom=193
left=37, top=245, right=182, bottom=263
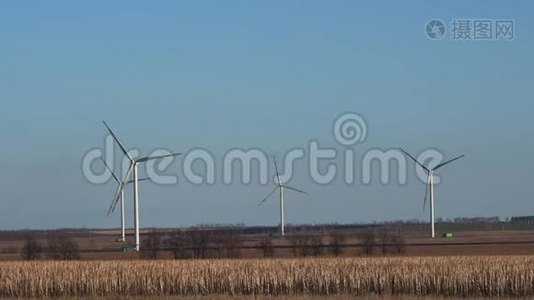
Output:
left=259, top=156, right=307, bottom=237
left=103, top=121, right=181, bottom=251
left=100, top=157, right=149, bottom=243
left=400, top=148, right=464, bottom=238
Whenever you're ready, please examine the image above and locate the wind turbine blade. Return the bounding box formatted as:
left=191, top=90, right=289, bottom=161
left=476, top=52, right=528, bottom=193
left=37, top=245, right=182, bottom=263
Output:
left=273, top=155, right=281, bottom=185
left=399, top=148, right=429, bottom=172
left=99, top=157, right=120, bottom=184
left=107, top=162, right=133, bottom=216
left=102, top=121, right=134, bottom=162
left=281, top=185, right=307, bottom=194
left=127, top=177, right=151, bottom=184
left=107, top=182, right=123, bottom=216
left=433, top=155, right=465, bottom=170
left=258, top=186, right=279, bottom=207
left=137, top=152, right=182, bottom=163
left=137, top=177, right=151, bottom=182
left=422, top=173, right=430, bottom=212
left=106, top=184, right=124, bottom=217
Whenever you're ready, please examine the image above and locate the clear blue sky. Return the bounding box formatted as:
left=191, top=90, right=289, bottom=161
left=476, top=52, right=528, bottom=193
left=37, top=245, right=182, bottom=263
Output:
left=0, top=1, right=532, bottom=229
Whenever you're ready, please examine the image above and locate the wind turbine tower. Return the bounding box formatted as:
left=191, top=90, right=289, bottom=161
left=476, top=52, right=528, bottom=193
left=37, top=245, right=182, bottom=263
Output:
left=103, top=121, right=181, bottom=251
left=259, top=156, right=307, bottom=237
left=400, top=148, right=464, bottom=238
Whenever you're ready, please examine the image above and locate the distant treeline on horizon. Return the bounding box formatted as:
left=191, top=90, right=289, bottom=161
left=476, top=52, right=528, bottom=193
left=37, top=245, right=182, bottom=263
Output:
left=1, top=215, right=531, bottom=235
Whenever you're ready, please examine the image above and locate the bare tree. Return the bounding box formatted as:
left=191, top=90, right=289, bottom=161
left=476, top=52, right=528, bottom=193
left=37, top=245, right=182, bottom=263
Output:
left=310, top=236, right=323, bottom=257
left=22, top=236, right=42, bottom=260
left=378, top=229, right=392, bottom=255
left=47, top=235, right=80, bottom=260
left=289, top=235, right=311, bottom=257
left=289, top=235, right=300, bottom=257
left=390, top=232, right=406, bottom=255
left=329, top=232, right=346, bottom=257
left=222, top=230, right=241, bottom=258
left=46, top=236, right=59, bottom=260
left=359, top=230, right=376, bottom=256
left=300, top=235, right=311, bottom=257
left=212, top=230, right=241, bottom=258
left=141, top=230, right=161, bottom=260
left=166, top=230, right=191, bottom=259
left=212, top=233, right=225, bottom=258
left=189, top=230, right=211, bottom=259
left=259, top=238, right=275, bottom=258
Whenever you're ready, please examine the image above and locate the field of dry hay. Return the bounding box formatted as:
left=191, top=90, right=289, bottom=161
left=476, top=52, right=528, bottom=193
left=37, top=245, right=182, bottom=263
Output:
left=1, top=256, right=533, bottom=297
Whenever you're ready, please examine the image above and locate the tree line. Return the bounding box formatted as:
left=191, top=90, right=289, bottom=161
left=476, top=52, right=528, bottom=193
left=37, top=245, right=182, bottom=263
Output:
left=22, top=234, right=80, bottom=260
left=141, top=228, right=406, bottom=259
left=19, top=228, right=406, bottom=260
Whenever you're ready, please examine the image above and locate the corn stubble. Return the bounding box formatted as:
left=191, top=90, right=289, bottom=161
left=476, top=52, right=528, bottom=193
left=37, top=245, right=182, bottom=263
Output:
left=1, top=256, right=533, bottom=297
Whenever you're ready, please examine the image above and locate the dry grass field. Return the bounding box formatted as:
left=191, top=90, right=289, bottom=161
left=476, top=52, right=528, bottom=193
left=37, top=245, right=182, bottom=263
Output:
left=1, top=256, right=534, bottom=298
